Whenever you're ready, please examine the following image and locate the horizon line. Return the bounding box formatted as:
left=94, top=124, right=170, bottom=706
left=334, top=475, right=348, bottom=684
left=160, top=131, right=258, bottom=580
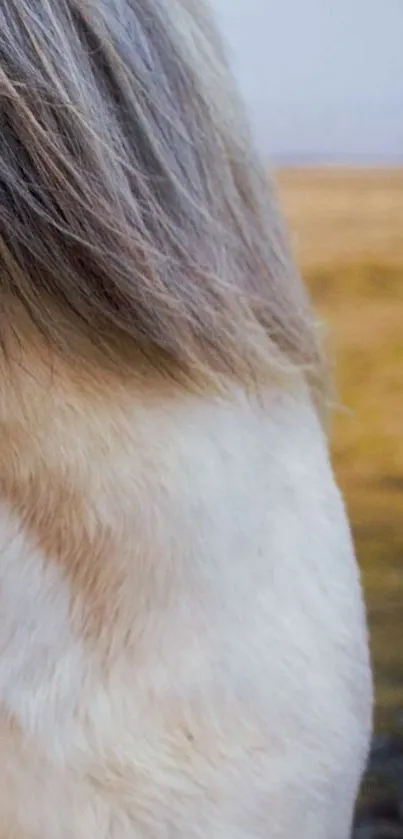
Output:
left=268, top=151, right=403, bottom=167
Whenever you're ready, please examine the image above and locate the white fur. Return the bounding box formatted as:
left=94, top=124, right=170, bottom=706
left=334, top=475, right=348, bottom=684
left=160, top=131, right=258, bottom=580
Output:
left=0, top=384, right=372, bottom=837
left=0, top=510, right=85, bottom=751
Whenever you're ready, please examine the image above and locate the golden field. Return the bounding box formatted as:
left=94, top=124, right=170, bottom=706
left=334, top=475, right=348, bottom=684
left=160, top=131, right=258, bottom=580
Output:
left=276, top=168, right=403, bottom=732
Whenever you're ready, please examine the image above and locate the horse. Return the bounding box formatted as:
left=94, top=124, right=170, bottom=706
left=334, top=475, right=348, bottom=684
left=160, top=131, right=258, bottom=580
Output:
left=0, top=0, right=372, bottom=836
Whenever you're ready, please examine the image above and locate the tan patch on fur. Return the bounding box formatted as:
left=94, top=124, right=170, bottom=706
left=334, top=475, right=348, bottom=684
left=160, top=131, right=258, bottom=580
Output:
left=0, top=326, right=203, bottom=652
left=1, top=476, right=120, bottom=642
left=0, top=339, right=150, bottom=645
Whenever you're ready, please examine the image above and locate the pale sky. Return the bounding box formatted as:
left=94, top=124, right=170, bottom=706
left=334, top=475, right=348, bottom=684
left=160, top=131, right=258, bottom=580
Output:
left=212, top=0, right=403, bottom=163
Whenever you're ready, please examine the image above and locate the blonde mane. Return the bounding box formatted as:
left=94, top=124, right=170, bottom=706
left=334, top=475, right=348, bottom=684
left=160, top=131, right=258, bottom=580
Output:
left=0, top=0, right=321, bottom=391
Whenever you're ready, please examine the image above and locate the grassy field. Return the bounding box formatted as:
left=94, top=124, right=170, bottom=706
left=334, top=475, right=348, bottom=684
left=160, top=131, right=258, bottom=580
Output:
left=276, top=168, right=403, bottom=732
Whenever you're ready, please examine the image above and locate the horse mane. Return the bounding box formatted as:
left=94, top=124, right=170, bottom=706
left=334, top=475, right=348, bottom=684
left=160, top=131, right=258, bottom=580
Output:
left=0, top=0, right=323, bottom=392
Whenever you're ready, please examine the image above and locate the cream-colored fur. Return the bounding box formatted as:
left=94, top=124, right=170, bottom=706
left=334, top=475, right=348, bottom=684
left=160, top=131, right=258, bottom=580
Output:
left=0, top=0, right=371, bottom=832
left=0, top=355, right=372, bottom=838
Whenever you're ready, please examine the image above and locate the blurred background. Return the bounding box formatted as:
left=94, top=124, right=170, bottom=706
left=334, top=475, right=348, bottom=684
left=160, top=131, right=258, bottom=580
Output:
left=213, top=1, right=403, bottom=833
